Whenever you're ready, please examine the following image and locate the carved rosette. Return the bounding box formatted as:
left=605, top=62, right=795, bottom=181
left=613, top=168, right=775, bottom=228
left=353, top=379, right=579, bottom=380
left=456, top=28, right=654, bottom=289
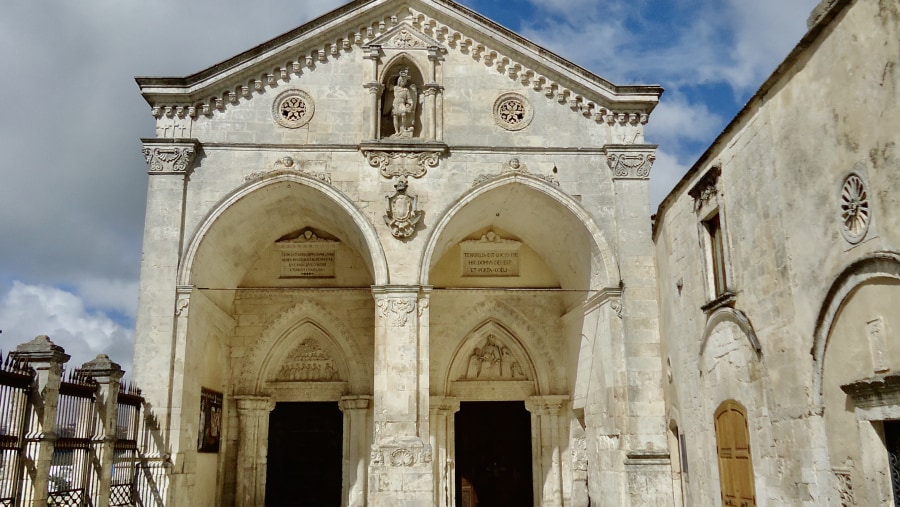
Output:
left=365, top=150, right=439, bottom=179
left=383, top=178, right=424, bottom=239
left=493, top=92, right=533, bottom=131
left=272, top=89, right=315, bottom=128
left=141, top=140, right=200, bottom=174
left=839, top=172, right=870, bottom=244
left=604, top=144, right=657, bottom=179
left=389, top=448, right=417, bottom=467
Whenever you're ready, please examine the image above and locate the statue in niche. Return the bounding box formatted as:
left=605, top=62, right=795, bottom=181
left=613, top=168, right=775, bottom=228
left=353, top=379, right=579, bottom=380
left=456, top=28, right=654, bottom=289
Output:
left=463, top=335, right=527, bottom=380
left=389, top=68, right=417, bottom=138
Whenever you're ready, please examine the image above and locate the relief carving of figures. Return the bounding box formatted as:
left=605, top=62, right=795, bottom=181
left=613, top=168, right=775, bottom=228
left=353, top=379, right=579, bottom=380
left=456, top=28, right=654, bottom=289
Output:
left=463, top=335, right=527, bottom=380
left=389, top=69, right=417, bottom=138
left=274, top=337, right=339, bottom=382
left=384, top=177, right=424, bottom=239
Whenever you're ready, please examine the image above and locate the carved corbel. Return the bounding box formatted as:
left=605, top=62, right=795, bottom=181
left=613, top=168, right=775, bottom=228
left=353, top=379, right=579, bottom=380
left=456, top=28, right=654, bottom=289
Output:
left=141, top=139, right=200, bottom=175
left=603, top=144, right=657, bottom=180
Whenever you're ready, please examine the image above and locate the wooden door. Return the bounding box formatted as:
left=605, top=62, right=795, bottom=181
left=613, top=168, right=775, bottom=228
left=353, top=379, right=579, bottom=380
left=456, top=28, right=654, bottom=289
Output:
left=715, top=401, right=756, bottom=507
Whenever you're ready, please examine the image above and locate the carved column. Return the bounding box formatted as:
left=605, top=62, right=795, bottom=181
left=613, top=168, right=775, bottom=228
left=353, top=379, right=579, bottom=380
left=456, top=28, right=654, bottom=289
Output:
left=79, top=354, right=125, bottom=507
left=12, top=336, right=69, bottom=507
left=340, top=396, right=372, bottom=507
left=526, top=396, right=569, bottom=507
left=430, top=396, right=459, bottom=507
left=425, top=46, right=442, bottom=141
left=134, top=138, right=199, bottom=503
left=234, top=396, right=275, bottom=507
left=364, top=82, right=384, bottom=140
left=604, top=144, right=673, bottom=506
left=368, top=286, right=433, bottom=507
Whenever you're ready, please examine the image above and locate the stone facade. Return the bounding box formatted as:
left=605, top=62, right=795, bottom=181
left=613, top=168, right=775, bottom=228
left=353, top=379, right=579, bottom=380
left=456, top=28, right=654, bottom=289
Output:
left=133, top=1, right=667, bottom=506
left=654, top=0, right=900, bottom=505
left=131, top=0, right=900, bottom=505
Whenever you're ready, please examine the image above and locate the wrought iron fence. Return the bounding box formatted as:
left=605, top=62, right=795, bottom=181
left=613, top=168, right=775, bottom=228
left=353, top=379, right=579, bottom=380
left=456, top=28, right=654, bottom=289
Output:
left=0, top=338, right=167, bottom=507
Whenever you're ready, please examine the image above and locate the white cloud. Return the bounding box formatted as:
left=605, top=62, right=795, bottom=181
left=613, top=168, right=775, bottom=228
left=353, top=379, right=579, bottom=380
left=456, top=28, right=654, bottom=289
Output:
left=645, top=93, right=725, bottom=146
left=650, top=149, right=691, bottom=211
left=0, top=282, right=134, bottom=377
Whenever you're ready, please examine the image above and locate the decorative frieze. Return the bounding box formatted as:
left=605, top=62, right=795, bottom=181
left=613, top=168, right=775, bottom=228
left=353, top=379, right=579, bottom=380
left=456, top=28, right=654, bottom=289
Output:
left=603, top=144, right=657, bottom=180
left=141, top=139, right=200, bottom=174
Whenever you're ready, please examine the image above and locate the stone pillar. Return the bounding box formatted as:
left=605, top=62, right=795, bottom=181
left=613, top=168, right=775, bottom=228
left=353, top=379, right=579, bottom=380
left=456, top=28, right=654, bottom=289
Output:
left=340, top=396, right=372, bottom=507
left=368, top=286, right=433, bottom=507
left=430, top=396, right=459, bottom=507
left=12, top=336, right=69, bottom=507
left=604, top=144, right=673, bottom=507
left=133, top=139, right=199, bottom=477
left=527, top=395, right=569, bottom=507
left=79, top=354, right=125, bottom=507
left=425, top=47, right=442, bottom=142
left=234, top=396, right=275, bottom=507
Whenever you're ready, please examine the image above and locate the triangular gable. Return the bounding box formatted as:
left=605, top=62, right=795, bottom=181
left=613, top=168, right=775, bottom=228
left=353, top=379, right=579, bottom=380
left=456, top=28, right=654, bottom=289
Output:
left=366, top=21, right=443, bottom=50
left=136, top=0, right=661, bottom=120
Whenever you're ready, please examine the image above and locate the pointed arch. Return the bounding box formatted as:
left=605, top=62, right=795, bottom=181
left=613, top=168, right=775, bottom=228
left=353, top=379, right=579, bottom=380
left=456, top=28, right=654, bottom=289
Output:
left=445, top=319, right=538, bottom=390
left=237, top=300, right=371, bottom=395
left=699, top=307, right=761, bottom=359
left=419, top=174, right=618, bottom=290
left=178, top=172, right=388, bottom=288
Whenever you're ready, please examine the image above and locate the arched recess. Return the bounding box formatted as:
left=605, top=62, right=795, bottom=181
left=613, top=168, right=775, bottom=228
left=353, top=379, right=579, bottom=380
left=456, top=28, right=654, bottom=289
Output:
left=419, top=174, right=618, bottom=292
left=445, top=320, right=539, bottom=400
left=432, top=298, right=557, bottom=396
left=811, top=251, right=900, bottom=406
left=379, top=53, right=427, bottom=139
left=236, top=300, right=371, bottom=396
left=178, top=172, right=388, bottom=295
left=699, top=307, right=761, bottom=359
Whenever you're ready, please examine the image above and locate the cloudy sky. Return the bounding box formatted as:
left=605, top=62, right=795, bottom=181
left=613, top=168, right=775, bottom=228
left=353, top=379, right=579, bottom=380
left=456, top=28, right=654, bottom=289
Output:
left=0, top=0, right=818, bottom=375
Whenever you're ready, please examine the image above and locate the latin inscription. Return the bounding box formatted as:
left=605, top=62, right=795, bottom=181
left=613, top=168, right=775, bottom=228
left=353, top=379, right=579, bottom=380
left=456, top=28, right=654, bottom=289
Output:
left=281, top=248, right=335, bottom=278
left=462, top=250, right=519, bottom=276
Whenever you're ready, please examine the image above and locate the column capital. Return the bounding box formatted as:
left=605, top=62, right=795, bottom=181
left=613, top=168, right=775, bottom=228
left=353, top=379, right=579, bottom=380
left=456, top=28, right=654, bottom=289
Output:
left=141, top=138, right=201, bottom=175
left=339, top=395, right=372, bottom=412
left=526, top=395, right=569, bottom=415
left=234, top=395, right=275, bottom=413
left=603, top=144, right=657, bottom=180
left=430, top=396, right=460, bottom=414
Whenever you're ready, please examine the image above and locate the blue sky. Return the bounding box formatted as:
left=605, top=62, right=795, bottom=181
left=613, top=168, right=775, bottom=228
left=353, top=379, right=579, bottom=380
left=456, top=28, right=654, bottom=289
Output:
left=0, top=0, right=819, bottom=374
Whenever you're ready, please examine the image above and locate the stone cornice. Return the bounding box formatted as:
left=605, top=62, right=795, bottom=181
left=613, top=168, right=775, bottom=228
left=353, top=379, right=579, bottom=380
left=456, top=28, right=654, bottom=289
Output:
left=841, top=374, right=900, bottom=410
left=141, top=138, right=200, bottom=175
left=603, top=144, right=657, bottom=180
left=136, top=0, right=662, bottom=126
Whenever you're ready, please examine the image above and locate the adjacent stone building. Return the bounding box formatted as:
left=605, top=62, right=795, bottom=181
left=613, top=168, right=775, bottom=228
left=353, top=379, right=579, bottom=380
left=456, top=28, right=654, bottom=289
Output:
left=132, top=0, right=899, bottom=505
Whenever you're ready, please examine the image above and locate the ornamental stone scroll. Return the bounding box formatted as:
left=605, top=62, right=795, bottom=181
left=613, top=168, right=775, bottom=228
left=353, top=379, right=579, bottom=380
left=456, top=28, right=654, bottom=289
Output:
left=141, top=138, right=200, bottom=175
left=603, top=144, right=657, bottom=180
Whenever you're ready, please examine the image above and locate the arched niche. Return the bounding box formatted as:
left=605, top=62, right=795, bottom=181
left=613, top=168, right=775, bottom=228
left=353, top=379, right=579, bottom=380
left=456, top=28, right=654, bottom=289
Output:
left=237, top=300, right=372, bottom=398
left=445, top=320, right=538, bottom=400
left=178, top=173, right=388, bottom=309
left=379, top=55, right=426, bottom=139
left=420, top=175, right=618, bottom=299
left=699, top=307, right=761, bottom=360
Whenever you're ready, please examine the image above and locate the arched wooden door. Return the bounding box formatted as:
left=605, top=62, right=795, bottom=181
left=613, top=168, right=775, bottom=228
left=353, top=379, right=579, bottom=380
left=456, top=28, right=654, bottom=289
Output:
left=714, top=401, right=756, bottom=507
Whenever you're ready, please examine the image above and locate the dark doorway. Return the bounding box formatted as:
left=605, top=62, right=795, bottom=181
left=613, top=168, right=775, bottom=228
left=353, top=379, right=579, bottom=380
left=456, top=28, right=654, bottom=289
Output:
left=884, top=420, right=900, bottom=505
left=266, top=402, right=343, bottom=507
left=455, top=401, right=533, bottom=507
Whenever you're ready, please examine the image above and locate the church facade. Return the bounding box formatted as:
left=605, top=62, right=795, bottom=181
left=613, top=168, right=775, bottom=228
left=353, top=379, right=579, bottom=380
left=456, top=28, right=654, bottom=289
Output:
left=132, top=0, right=900, bottom=506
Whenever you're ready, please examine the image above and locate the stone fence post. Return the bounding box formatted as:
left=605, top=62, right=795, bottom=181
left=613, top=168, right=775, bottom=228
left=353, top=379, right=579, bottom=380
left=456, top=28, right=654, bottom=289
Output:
left=79, top=354, right=125, bottom=507
left=11, top=336, right=70, bottom=507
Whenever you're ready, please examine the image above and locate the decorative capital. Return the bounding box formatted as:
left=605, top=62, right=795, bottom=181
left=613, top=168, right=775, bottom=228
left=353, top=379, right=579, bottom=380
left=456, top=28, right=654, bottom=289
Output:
left=141, top=138, right=200, bottom=175
left=688, top=164, right=722, bottom=212
left=603, top=144, right=657, bottom=180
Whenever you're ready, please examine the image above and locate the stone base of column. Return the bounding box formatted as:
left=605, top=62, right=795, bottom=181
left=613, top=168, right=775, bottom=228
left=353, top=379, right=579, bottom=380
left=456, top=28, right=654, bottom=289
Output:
left=624, top=450, right=673, bottom=507
left=368, top=437, right=434, bottom=507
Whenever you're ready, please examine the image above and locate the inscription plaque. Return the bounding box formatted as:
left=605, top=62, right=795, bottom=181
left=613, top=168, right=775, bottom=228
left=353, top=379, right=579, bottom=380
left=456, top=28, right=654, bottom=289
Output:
left=460, top=231, right=521, bottom=277
left=276, top=230, right=338, bottom=278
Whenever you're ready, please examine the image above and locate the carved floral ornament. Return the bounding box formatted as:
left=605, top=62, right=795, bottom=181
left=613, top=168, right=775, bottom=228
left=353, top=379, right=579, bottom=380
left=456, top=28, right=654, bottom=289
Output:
left=364, top=149, right=440, bottom=179
left=272, top=89, right=315, bottom=128
left=376, top=297, right=417, bottom=326
left=839, top=172, right=870, bottom=244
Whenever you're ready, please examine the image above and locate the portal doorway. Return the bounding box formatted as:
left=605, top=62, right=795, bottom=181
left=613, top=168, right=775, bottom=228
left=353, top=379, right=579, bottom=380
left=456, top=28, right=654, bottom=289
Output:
left=455, top=401, right=533, bottom=507
left=265, top=402, right=343, bottom=506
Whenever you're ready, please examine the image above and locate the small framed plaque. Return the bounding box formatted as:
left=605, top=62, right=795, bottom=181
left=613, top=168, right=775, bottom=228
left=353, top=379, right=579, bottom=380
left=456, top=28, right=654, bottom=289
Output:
left=198, top=388, right=223, bottom=453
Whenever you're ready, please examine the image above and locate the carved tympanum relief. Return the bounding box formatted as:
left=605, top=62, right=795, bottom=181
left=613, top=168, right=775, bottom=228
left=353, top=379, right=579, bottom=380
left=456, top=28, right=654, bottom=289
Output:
left=839, top=172, right=870, bottom=244
left=273, top=337, right=340, bottom=382
left=461, top=334, right=528, bottom=380
left=272, top=89, right=315, bottom=128
left=493, top=92, right=533, bottom=131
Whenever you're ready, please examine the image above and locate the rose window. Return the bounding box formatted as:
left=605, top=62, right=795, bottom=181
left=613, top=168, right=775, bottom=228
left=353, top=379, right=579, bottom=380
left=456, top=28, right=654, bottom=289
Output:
left=493, top=93, right=533, bottom=131
left=839, top=173, right=870, bottom=244
left=272, top=89, right=315, bottom=128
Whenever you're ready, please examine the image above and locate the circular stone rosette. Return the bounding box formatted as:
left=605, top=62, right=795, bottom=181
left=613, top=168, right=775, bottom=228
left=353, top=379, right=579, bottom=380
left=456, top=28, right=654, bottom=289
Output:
left=493, top=92, right=533, bottom=131
left=272, top=89, right=315, bottom=128
left=838, top=172, right=870, bottom=244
